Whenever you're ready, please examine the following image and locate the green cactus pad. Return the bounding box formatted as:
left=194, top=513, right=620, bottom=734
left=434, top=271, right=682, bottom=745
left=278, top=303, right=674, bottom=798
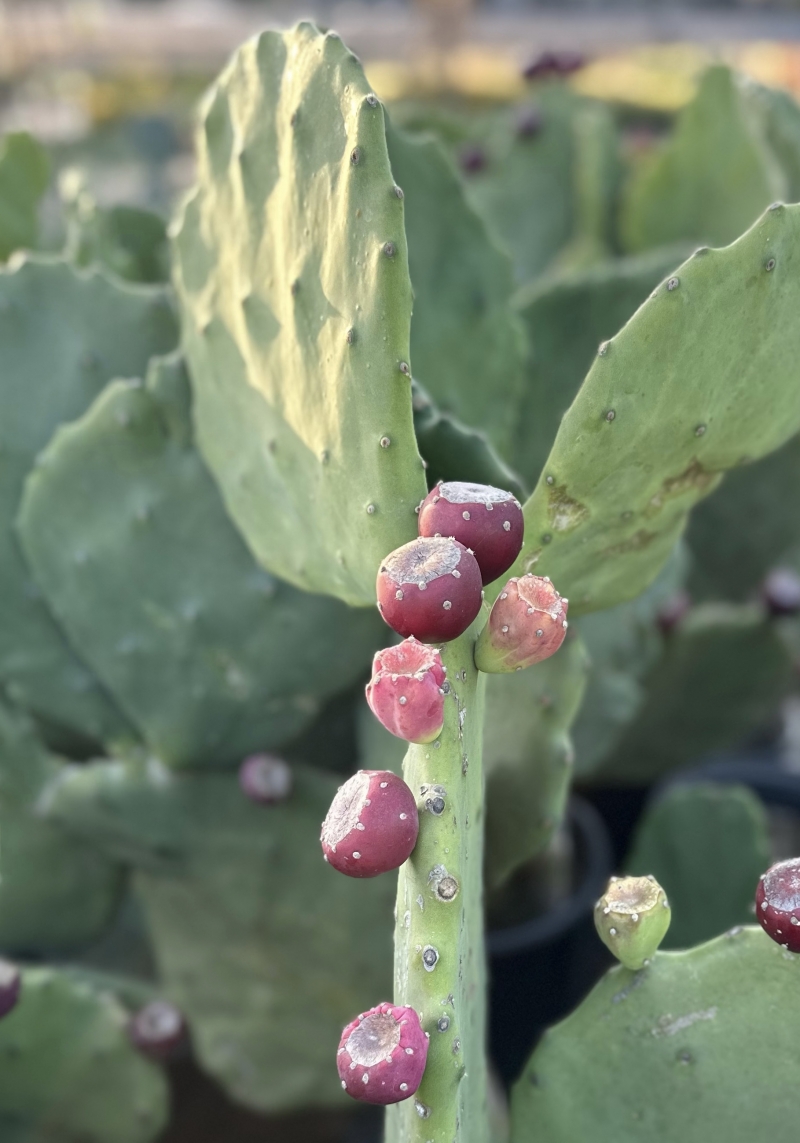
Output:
left=746, top=82, right=800, bottom=201
left=594, top=875, right=671, bottom=970
left=483, top=632, right=589, bottom=891
left=0, top=133, right=49, bottom=261
left=0, top=255, right=176, bottom=747
left=508, top=203, right=800, bottom=615
left=172, top=23, right=427, bottom=605
left=40, top=758, right=394, bottom=1112
left=597, top=604, right=793, bottom=784
left=512, top=245, right=693, bottom=490
left=0, top=967, right=168, bottom=1143
left=0, top=699, right=123, bottom=954
left=18, top=353, right=383, bottom=769
left=385, top=121, right=526, bottom=456
left=622, top=66, right=784, bottom=252
left=511, top=927, right=800, bottom=1143
left=626, top=782, right=771, bottom=949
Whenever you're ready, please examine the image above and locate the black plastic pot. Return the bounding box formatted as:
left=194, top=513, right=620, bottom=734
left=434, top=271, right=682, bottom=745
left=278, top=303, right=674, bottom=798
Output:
left=486, top=796, right=614, bottom=1085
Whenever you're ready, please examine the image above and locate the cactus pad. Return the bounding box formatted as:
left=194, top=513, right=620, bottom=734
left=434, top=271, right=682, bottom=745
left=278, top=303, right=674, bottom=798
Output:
left=0, top=133, right=49, bottom=261
left=172, top=23, right=427, bottom=605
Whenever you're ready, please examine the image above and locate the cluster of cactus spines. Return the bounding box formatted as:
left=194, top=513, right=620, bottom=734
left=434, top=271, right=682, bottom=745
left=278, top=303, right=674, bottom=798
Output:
left=756, top=857, right=800, bottom=951
left=321, top=770, right=420, bottom=878
left=238, top=753, right=293, bottom=804
left=129, top=1000, right=187, bottom=1060
left=0, top=960, right=21, bottom=1019
left=475, top=574, right=568, bottom=673
left=337, top=1003, right=429, bottom=1104
left=376, top=537, right=483, bottom=643
left=594, top=874, right=671, bottom=970
left=366, top=640, right=446, bottom=744
left=418, top=481, right=524, bottom=585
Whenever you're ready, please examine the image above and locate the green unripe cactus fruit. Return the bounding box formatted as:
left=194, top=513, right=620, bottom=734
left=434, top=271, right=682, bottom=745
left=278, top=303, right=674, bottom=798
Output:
left=594, top=875, right=671, bottom=970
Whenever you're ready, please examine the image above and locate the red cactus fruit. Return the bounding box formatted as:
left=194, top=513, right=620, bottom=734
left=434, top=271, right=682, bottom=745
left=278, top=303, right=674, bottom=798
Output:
left=321, top=770, right=419, bottom=877
left=475, top=574, right=568, bottom=673
left=756, top=858, right=800, bottom=951
left=762, top=568, right=800, bottom=618
left=128, top=1001, right=187, bottom=1060
left=0, top=960, right=21, bottom=1019
left=366, top=639, right=446, bottom=744
left=337, top=1002, right=429, bottom=1104
left=376, top=537, right=483, bottom=643
left=418, top=481, right=524, bottom=585
left=239, top=753, right=292, bottom=805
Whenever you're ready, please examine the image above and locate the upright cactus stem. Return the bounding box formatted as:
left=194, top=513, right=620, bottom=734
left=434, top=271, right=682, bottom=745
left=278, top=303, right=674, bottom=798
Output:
left=386, top=621, right=488, bottom=1143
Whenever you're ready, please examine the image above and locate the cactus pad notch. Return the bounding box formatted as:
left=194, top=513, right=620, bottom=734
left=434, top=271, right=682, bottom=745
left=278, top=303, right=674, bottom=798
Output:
left=172, top=22, right=427, bottom=606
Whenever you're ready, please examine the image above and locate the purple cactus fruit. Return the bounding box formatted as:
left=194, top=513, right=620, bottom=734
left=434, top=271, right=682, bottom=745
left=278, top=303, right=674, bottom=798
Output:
left=0, top=960, right=21, bottom=1019
left=376, top=536, right=483, bottom=643
left=418, top=481, right=524, bottom=585
left=321, top=770, right=419, bottom=877
left=762, top=568, right=800, bottom=618
left=239, top=753, right=292, bottom=805
left=459, top=144, right=488, bottom=175
left=337, top=1002, right=429, bottom=1104
left=365, top=639, right=446, bottom=744
left=128, top=1000, right=187, bottom=1060
left=474, top=574, right=568, bottom=673
left=516, top=107, right=544, bottom=139
left=523, top=50, right=586, bottom=82
left=656, top=590, right=691, bottom=636
left=756, top=858, right=800, bottom=951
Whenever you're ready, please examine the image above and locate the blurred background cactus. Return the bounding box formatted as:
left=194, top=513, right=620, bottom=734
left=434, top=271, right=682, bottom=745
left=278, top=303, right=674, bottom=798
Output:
left=3, top=4, right=800, bottom=1141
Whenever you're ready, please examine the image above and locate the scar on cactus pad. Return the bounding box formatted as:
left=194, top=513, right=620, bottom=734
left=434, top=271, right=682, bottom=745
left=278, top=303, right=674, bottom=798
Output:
left=238, top=754, right=292, bottom=805
left=366, top=639, right=446, bottom=745
left=337, top=1002, right=429, bottom=1104
left=756, top=857, right=800, bottom=951
left=321, top=770, right=419, bottom=877
left=418, top=481, right=524, bottom=585
left=0, top=960, right=21, bottom=1019
left=475, top=574, right=568, bottom=673
left=376, top=537, right=483, bottom=642
left=594, top=875, right=671, bottom=970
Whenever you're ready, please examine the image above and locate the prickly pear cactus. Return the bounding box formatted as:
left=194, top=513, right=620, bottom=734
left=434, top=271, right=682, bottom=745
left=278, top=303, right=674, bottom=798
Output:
left=18, top=353, right=382, bottom=769
left=0, top=700, right=124, bottom=954
left=508, top=204, right=800, bottom=615
left=0, top=967, right=168, bottom=1143
left=172, top=23, right=427, bottom=605
left=40, top=758, right=395, bottom=1112
left=0, top=256, right=176, bottom=748
left=626, top=782, right=771, bottom=948
left=385, top=122, right=526, bottom=457
left=597, top=603, right=793, bottom=783
left=622, top=66, right=785, bottom=252
left=0, top=133, right=49, bottom=261
left=510, top=927, right=799, bottom=1143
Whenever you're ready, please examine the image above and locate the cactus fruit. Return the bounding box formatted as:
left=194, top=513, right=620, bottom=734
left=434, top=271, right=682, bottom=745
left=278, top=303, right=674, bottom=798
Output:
left=238, top=754, right=293, bottom=804
left=365, top=640, right=446, bottom=745
left=475, top=575, right=568, bottom=673
left=129, top=1000, right=187, bottom=1060
left=376, top=538, right=483, bottom=643
left=337, top=1002, right=429, bottom=1104
left=756, top=857, right=800, bottom=951
left=594, top=875, right=671, bottom=970
left=761, top=567, right=800, bottom=617
left=0, top=961, right=21, bottom=1019
left=523, top=50, right=586, bottom=81
left=655, top=589, right=692, bottom=634
left=418, top=482, right=524, bottom=585
left=172, top=23, right=427, bottom=606
left=321, top=770, right=419, bottom=878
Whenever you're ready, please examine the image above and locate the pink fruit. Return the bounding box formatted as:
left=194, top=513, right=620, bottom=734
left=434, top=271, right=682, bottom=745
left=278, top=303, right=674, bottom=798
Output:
left=128, top=1001, right=187, bottom=1060
left=656, top=590, right=691, bottom=636
left=762, top=568, right=800, bottom=618
left=474, top=574, right=568, bottom=673
left=0, top=960, right=20, bottom=1019
left=239, top=753, right=292, bottom=805
left=376, top=537, right=483, bottom=643
left=418, top=481, right=524, bottom=585
left=365, top=639, right=446, bottom=744
left=756, top=858, right=800, bottom=951
left=337, top=1002, right=429, bottom=1104
left=321, top=770, right=419, bottom=877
